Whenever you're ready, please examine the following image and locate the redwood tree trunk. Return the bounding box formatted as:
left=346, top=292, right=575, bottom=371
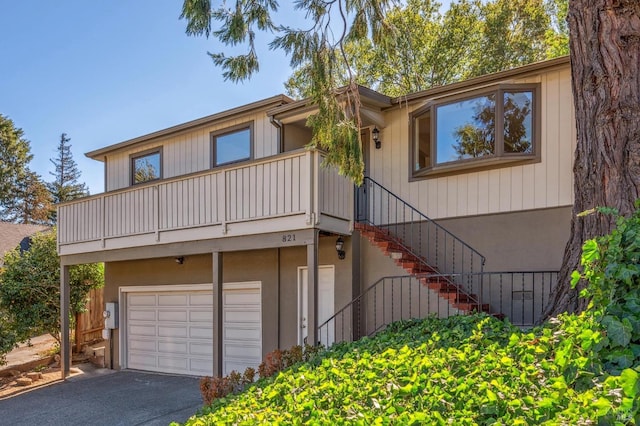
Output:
left=543, top=0, right=640, bottom=319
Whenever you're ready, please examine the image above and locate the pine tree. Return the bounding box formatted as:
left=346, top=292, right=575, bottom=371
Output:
left=3, top=170, right=52, bottom=225
left=0, top=114, right=32, bottom=218
left=48, top=133, right=88, bottom=220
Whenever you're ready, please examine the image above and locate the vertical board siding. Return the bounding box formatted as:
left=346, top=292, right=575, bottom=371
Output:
left=60, top=150, right=355, bottom=248
left=318, top=160, right=354, bottom=220
left=105, top=112, right=278, bottom=192
left=368, top=66, right=574, bottom=220
left=76, top=288, right=105, bottom=345
left=58, top=197, right=103, bottom=243
left=104, top=186, right=157, bottom=237
left=226, top=155, right=305, bottom=221
left=159, top=173, right=220, bottom=230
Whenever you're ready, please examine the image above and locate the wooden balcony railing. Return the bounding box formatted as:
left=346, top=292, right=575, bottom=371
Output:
left=58, top=149, right=353, bottom=255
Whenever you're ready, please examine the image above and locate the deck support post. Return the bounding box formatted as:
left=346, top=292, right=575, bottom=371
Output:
left=306, top=230, right=319, bottom=346
left=60, top=264, right=71, bottom=379
left=212, top=251, right=223, bottom=377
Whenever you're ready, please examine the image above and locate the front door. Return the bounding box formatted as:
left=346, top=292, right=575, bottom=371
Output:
left=356, top=130, right=371, bottom=222
left=298, top=265, right=335, bottom=347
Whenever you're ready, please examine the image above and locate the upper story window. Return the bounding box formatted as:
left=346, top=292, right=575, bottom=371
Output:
left=411, top=83, right=540, bottom=178
left=211, top=122, right=253, bottom=167
left=131, top=148, right=162, bottom=185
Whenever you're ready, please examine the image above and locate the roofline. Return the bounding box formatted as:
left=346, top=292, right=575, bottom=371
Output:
left=267, top=85, right=392, bottom=118
left=391, top=56, right=570, bottom=105
left=85, top=94, right=294, bottom=160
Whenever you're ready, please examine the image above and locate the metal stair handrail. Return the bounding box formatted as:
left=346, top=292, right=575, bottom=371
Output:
left=317, top=275, right=412, bottom=344
left=356, top=176, right=486, bottom=268
left=317, top=271, right=559, bottom=346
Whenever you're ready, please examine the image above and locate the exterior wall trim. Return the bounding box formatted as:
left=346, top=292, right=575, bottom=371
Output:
left=392, top=56, right=569, bottom=106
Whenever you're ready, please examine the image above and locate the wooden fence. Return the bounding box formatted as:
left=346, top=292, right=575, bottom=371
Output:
left=75, top=287, right=104, bottom=352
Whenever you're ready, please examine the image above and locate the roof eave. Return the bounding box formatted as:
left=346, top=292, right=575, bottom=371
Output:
left=85, top=94, right=294, bottom=160
left=390, top=56, right=571, bottom=106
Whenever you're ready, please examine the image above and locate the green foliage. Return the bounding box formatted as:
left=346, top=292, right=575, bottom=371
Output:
left=200, top=344, right=320, bottom=406
left=0, top=230, right=103, bottom=345
left=571, top=203, right=640, bottom=374
left=0, top=308, right=18, bottom=366
left=183, top=314, right=639, bottom=425
left=289, top=0, right=568, bottom=99
left=47, top=133, right=88, bottom=222
left=181, top=0, right=391, bottom=183
left=2, top=170, right=53, bottom=225
left=544, top=0, right=569, bottom=58
left=0, top=114, right=34, bottom=220
left=182, top=0, right=568, bottom=184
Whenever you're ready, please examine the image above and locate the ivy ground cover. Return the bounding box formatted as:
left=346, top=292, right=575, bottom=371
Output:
left=181, top=314, right=639, bottom=425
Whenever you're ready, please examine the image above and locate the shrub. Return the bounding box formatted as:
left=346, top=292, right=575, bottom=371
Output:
left=185, top=204, right=640, bottom=424
left=199, top=368, right=256, bottom=406
left=187, top=314, right=639, bottom=425
left=572, top=203, right=640, bottom=374
left=200, top=344, right=318, bottom=405
left=0, top=229, right=103, bottom=345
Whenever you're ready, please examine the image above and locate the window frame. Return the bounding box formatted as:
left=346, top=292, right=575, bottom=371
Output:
left=130, top=147, right=163, bottom=186
left=210, top=122, right=254, bottom=168
left=410, top=83, right=541, bottom=180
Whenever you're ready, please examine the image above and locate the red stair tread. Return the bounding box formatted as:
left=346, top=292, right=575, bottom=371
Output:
left=359, top=221, right=495, bottom=318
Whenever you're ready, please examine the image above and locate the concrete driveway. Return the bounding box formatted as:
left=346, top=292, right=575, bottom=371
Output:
left=0, top=370, right=203, bottom=425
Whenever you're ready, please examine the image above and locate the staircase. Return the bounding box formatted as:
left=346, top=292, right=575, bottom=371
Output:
left=355, top=222, right=489, bottom=314
left=316, top=177, right=555, bottom=345
left=356, top=176, right=488, bottom=307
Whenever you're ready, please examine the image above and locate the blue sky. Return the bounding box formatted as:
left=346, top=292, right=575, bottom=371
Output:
left=1, top=1, right=453, bottom=194
left=0, top=1, right=294, bottom=194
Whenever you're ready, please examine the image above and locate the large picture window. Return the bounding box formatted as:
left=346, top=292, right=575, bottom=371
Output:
left=211, top=123, right=253, bottom=167
left=131, top=149, right=162, bottom=185
left=412, top=84, right=540, bottom=177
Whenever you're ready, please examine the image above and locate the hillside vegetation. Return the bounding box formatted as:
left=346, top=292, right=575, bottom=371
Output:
left=182, top=313, right=638, bottom=425
left=182, top=206, right=640, bottom=425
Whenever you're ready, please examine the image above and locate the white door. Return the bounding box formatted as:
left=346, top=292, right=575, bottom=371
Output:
left=222, top=281, right=262, bottom=376
left=126, top=290, right=213, bottom=375
left=298, top=266, right=335, bottom=347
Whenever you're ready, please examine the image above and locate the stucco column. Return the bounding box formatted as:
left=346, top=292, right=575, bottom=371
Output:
left=60, top=264, right=71, bottom=379
left=306, top=230, right=319, bottom=346
left=351, top=233, right=362, bottom=340
left=212, top=251, right=223, bottom=377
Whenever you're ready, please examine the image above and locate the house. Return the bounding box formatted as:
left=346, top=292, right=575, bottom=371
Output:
left=0, top=222, right=50, bottom=267
left=57, top=56, right=574, bottom=378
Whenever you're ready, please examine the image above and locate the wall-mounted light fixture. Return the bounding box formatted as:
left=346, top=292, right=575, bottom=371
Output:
left=175, top=256, right=184, bottom=265
left=335, top=237, right=346, bottom=260
left=372, top=127, right=381, bottom=149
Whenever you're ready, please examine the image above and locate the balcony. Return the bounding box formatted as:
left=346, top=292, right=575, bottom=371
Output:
left=57, top=149, right=353, bottom=256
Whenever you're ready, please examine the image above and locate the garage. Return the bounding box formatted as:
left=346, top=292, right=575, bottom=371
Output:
left=120, top=282, right=263, bottom=377
left=123, top=285, right=214, bottom=376
left=222, top=281, right=262, bottom=376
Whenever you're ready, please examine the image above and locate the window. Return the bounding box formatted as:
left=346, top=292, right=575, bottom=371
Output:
left=411, top=84, right=540, bottom=177
left=131, top=149, right=161, bottom=185
left=211, top=123, right=253, bottom=167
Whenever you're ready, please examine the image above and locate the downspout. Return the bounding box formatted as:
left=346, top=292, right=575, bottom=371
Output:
left=270, top=116, right=284, bottom=153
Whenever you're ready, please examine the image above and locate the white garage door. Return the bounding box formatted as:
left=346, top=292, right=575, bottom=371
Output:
left=222, top=282, right=262, bottom=376
left=126, top=290, right=213, bottom=376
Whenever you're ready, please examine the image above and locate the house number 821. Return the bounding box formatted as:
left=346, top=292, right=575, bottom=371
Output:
left=282, top=234, right=296, bottom=242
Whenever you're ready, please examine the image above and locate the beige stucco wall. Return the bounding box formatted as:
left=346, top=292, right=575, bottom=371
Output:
left=277, top=236, right=354, bottom=349
left=359, top=206, right=572, bottom=292
left=102, top=235, right=353, bottom=371
left=356, top=207, right=571, bottom=326
left=437, top=206, right=571, bottom=272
